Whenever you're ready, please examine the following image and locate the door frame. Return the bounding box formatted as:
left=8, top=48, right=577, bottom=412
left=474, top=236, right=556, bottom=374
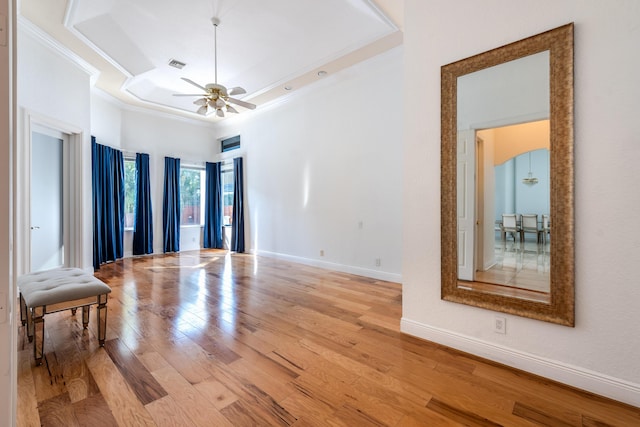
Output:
left=17, top=109, right=83, bottom=275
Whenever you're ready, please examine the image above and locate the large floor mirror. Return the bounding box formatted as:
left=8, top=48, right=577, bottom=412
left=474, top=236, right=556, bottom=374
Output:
left=441, top=24, right=574, bottom=326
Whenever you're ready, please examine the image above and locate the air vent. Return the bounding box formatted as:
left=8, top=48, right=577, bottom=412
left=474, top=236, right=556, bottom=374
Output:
left=168, top=59, right=186, bottom=69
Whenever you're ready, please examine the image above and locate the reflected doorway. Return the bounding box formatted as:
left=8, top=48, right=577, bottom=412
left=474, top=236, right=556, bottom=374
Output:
left=463, top=120, right=551, bottom=294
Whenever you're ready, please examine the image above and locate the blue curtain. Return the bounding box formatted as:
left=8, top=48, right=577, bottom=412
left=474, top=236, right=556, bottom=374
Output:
left=133, top=153, right=153, bottom=255
left=91, top=137, right=125, bottom=269
left=163, top=157, right=181, bottom=253
left=231, top=157, right=245, bottom=253
left=203, top=162, right=223, bottom=249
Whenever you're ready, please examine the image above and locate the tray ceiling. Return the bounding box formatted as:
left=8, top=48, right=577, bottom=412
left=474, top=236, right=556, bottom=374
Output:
left=20, top=0, right=403, bottom=121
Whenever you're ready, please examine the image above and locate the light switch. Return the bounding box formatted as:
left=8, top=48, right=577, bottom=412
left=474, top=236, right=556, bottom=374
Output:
left=0, top=292, right=6, bottom=323
left=0, top=14, right=6, bottom=47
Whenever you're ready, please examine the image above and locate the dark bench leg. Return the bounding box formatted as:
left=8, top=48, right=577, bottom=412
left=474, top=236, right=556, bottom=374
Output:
left=20, top=293, right=27, bottom=326
left=31, top=306, right=45, bottom=366
left=97, top=294, right=108, bottom=347
left=82, top=305, right=90, bottom=328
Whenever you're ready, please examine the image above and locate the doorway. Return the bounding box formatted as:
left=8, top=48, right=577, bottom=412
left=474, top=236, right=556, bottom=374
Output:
left=30, top=128, right=64, bottom=271
left=18, top=114, right=84, bottom=276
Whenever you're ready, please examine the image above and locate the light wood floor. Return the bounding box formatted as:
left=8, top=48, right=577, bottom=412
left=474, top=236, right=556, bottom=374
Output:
left=475, top=236, right=550, bottom=294
left=17, top=250, right=639, bottom=426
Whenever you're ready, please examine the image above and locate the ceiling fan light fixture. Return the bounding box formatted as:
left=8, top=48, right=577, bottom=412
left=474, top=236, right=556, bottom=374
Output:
left=173, top=17, right=256, bottom=117
left=522, top=152, right=539, bottom=185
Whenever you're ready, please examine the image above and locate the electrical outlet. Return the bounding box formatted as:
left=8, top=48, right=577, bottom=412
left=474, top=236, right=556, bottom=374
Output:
left=320, top=250, right=324, bottom=257
left=494, top=316, right=506, bottom=334
left=375, top=258, right=381, bottom=267
left=358, top=221, right=363, bottom=229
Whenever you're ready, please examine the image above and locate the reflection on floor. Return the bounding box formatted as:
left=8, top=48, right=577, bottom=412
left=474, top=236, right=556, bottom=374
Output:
left=475, top=234, right=550, bottom=293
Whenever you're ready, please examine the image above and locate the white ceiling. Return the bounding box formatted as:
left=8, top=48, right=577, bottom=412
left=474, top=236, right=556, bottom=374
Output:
left=19, top=0, right=404, bottom=121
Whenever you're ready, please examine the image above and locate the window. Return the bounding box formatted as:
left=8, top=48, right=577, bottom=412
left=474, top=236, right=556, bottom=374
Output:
left=222, top=162, right=234, bottom=226
left=124, top=158, right=136, bottom=228
left=180, top=167, right=206, bottom=226
left=221, top=135, right=240, bottom=152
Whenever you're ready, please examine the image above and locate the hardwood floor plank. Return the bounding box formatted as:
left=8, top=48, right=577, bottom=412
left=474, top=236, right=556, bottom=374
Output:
left=228, top=356, right=297, bottom=402
left=103, top=338, right=168, bottom=405
left=179, top=328, right=241, bottom=365
left=582, top=415, right=616, bottom=427
left=65, top=359, right=101, bottom=404
left=473, top=361, right=640, bottom=426
left=18, top=251, right=640, bottom=426
left=37, top=392, right=80, bottom=427
left=202, top=359, right=298, bottom=425
left=85, top=349, right=156, bottom=426
left=220, top=398, right=296, bottom=427
left=72, top=393, right=119, bottom=427
left=150, top=336, right=215, bottom=385
left=137, top=351, right=170, bottom=373
left=330, top=403, right=388, bottom=427
left=294, top=372, right=405, bottom=426
left=17, top=349, right=40, bottom=427
left=192, top=376, right=239, bottom=410
left=150, top=365, right=235, bottom=427
left=145, top=395, right=197, bottom=427
left=426, top=398, right=503, bottom=427
left=512, top=401, right=575, bottom=427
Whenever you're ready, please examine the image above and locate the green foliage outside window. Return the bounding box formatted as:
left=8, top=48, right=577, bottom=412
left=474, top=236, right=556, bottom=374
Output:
left=180, top=168, right=202, bottom=225
left=124, top=159, right=136, bottom=228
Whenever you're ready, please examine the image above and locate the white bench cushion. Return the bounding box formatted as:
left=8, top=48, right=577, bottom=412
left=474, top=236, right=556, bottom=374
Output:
left=18, top=267, right=111, bottom=307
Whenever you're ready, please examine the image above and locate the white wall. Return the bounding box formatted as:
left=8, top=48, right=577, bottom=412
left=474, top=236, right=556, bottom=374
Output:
left=212, top=47, right=404, bottom=282
left=403, top=0, right=640, bottom=406
left=0, top=0, right=15, bottom=423
left=18, top=23, right=93, bottom=272
left=91, top=94, right=217, bottom=255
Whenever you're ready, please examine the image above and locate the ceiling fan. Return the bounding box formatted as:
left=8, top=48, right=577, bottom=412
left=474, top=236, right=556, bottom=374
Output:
left=173, top=17, right=256, bottom=117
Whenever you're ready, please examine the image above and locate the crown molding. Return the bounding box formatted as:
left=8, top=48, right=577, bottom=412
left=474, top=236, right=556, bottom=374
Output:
left=18, top=15, right=100, bottom=84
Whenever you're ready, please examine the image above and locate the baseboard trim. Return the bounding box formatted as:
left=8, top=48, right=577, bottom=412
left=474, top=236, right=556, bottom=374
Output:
left=255, top=250, right=402, bottom=283
left=401, top=318, right=640, bottom=408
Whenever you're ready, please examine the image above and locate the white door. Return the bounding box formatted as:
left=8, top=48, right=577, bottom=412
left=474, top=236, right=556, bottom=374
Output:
left=30, top=130, right=64, bottom=271
left=457, top=129, right=476, bottom=281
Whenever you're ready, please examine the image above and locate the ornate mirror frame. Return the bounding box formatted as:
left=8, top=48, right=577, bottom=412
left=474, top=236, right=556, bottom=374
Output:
left=441, top=23, right=574, bottom=326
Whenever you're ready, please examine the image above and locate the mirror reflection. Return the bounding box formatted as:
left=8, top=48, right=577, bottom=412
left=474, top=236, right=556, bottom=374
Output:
left=473, top=125, right=550, bottom=294
left=440, top=23, right=574, bottom=326
left=456, top=52, right=551, bottom=297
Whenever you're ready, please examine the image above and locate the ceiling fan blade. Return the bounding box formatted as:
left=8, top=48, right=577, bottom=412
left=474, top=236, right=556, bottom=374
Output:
left=173, top=93, right=207, bottom=97
left=228, top=87, right=246, bottom=96
left=227, top=97, right=256, bottom=110
left=181, top=77, right=208, bottom=92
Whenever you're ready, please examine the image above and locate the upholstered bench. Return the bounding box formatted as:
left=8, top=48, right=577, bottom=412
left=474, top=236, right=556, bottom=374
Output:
left=18, top=268, right=111, bottom=365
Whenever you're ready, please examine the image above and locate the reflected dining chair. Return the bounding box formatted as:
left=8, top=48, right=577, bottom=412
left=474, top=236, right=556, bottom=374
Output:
left=542, top=214, right=551, bottom=244
left=521, top=214, right=542, bottom=244
left=501, top=213, right=521, bottom=244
